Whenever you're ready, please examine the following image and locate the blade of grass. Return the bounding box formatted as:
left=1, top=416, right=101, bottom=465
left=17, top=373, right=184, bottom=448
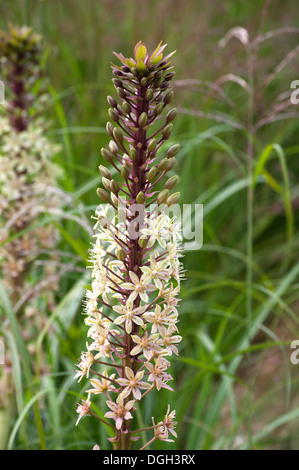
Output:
left=0, top=282, right=46, bottom=449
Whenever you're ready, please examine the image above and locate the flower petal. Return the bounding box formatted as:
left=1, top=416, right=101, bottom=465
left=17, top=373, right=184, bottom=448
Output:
left=129, top=271, right=139, bottom=285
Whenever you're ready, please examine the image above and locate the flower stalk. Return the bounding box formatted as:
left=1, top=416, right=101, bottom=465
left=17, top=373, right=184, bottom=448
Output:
left=75, top=41, right=183, bottom=450
left=0, top=25, right=62, bottom=449
left=0, top=25, right=62, bottom=311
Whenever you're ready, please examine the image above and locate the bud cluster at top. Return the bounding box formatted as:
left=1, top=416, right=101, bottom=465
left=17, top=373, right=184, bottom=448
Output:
left=0, top=25, right=45, bottom=132
left=97, top=40, right=180, bottom=209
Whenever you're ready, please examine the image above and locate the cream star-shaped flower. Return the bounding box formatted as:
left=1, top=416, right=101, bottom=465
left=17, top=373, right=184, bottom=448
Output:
left=162, top=405, right=178, bottom=438
left=121, top=271, right=155, bottom=303
left=76, top=397, right=91, bottom=426
left=130, top=332, right=161, bottom=360
left=140, top=255, right=170, bottom=289
left=159, top=283, right=181, bottom=308
left=117, top=366, right=150, bottom=399
left=143, top=304, right=177, bottom=334
left=85, top=310, right=110, bottom=330
left=113, top=299, right=146, bottom=333
left=74, top=349, right=95, bottom=382
left=153, top=405, right=178, bottom=441
left=140, top=213, right=172, bottom=249
left=145, top=355, right=173, bottom=391
left=104, top=394, right=135, bottom=430
left=86, top=370, right=116, bottom=395
left=158, top=326, right=182, bottom=356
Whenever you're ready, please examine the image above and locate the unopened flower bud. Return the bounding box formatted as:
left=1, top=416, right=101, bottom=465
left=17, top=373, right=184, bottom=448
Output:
left=167, top=192, right=181, bottom=206
left=111, top=193, right=119, bottom=206
left=167, top=143, right=180, bottom=158
left=96, top=188, right=110, bottom=202
left=165, top=175, right=179, bottom=190
left=157, top=158, right=169, bottom=171
left=116, top=87, right=127, bottom=99
left=106, top=122, right=114, bottom=137
left=99, top=165, right=111, bottom=179
left=138, top=112, right=147, bottom=128
left=166, top=157, right=176, bottom=171
left=155, top=71, right=163, bottom=81
left=113, top=69, right=123, bottom=77
left=101, top=148, right=114, bottom=162
left=116, top=248, right=127, bottom=261
left=134, top=41, right=147, bottom=62
left=136, top=191, right=145, bottom=204
left=107, top=96, right=117, bottom=108
left=145, top=89, right=153, bottom=101
left=164, top=90, right=174, bottom=104
left=154, top=76, right=164, bottom=88
left=109, top=140, right=118, bottom=155
left=147, top=167, right=157, bottom=182
left=147, top=138, right=157, bottom=153
left=160, top=81, right=170, bottom=90
left=129, top=147, right=137, bottom=162
left=166, top=108, right=177, bottom=122
left=102, top=177, right=111, bottom=191
left=112, top=78, right=122, bottom=88
left=154, top=102, right=164, bottom=117
left=121, top=165, right=130, bottom=179
left=110, top=179, right=119, bottom=194
left=122, top=101, right=131, bottom=115
left=165, top=72, right=175, bottom=81
left=108, top=108, right=119, bottom=122
left=113, top=127, right=123, bottom=144
left=157, top=189, right=169, bottom=205
left=162, top=123, right=173, bottom=140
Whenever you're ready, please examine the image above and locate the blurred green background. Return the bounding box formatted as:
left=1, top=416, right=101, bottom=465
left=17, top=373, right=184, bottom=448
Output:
left=1, top=0, right=299, bottom=450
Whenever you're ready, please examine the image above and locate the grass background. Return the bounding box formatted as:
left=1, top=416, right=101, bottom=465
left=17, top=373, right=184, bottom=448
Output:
left=0, top=0, right=299, bottom=450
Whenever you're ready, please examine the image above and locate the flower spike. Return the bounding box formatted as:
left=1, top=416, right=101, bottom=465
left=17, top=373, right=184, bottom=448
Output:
left=75, top=41, right=183, bottom=450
